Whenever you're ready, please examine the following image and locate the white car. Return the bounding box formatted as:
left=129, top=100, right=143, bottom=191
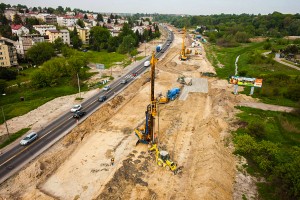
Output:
left=71, top=104, right=82, bottom=112
left=103, top=86, right=110, bottom=91
left=20, top=132, right=38, bottom=146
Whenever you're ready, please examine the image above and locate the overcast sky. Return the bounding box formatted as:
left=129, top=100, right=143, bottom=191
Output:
left=2, top=0, right=300, bottom=15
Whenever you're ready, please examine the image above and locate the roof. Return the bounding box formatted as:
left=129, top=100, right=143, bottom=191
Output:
left=47, top=30, right=60, bottom=33
left=11, top=24, right=23, bottom=30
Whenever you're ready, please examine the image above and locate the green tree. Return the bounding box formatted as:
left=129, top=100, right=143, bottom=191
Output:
left=84, top=14, right=88, bottom=19
left=26, top=42, right=55, bottom=65
left=89, top=26, right=111, bottom=51
left=13, top=13, right=22, bottom=24
left=97, top=14, right=103, bottom=22
left=53, top=37, right=65, bottom=52
left=234, top=31, right=249, bottom=43
left=117, top=35, right=136, bottom=54
left=0, top=79, right=7, bottom=94
left=107, top=36, right=119, bottom=52
left=76, top=19, right=85, bottom=28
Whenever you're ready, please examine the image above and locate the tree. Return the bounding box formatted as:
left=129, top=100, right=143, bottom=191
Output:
left=107, top=18, right=111, bottom=24
left=0, top=79, right=7, bottom=94
left=0, top=67, right=17, bottom=80
left=89, top=26, right=111, bottom=51
left=107, top=36, right=119, bottom=52
left=110, top=13, right=114, bottom=19
left=97, top=14, right=103, bottom=22
left=56, top=6, right=64, bottom=14
left=13, top=13, right=23, bottom=24
left=76, top=19, right=85, bottom=28
left=234, top=31, right=249, bottom=43
left=117, top=35, right=136, bottom=54
left=26, top=42, right=55, bottom=65
left=53, top=37, right=65, bottom=52
left=84, top=14, right=88, bottom=19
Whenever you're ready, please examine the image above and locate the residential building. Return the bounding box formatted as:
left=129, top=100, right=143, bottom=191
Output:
left=45, top=15, right=57, bottom=24
left=33, top=25, right=57, bottom=35
left=45, top=29, right=70, bottom=45
left=11, top=25, right=30, bottom=36
left=0, top=37, right=18, bottom=68
left=78, top=28, right=90, bottom=45
left=4, top=8, right=17, bottom=21
left=57, top=16, right=78, bottom=27
left=16, top=34, right=45, bottom=58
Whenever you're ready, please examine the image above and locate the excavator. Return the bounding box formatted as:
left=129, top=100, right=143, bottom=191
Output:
left=134, top=52, right=181, bottom=174
left=180, top=27, right=188, bottom=61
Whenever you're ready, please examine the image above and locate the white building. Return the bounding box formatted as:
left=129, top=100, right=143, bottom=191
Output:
left=33, top=25, right=57, bottom=35
left=16, top=34, right=45, bottom=57
left=11, top=25, right=29, bottom=36
left=57, top=16, right=78, bottom=27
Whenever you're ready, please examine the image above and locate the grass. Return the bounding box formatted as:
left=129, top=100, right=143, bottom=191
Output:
left=0, top=128, right=31, bottom=149
left=0, top=84, right=81, bottom=124
left=84, top=50, right=127, bottom=68
left=205, top=41, right=300, bottom=107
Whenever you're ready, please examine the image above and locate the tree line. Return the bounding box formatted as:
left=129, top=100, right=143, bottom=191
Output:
left=154, top=12, right=300, bottom=46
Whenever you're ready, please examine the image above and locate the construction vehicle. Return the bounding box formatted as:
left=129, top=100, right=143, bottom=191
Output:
left=157, top=88, right=180, bottom=104
left=177, top=75, right=192, bottom=86
left=180, top=27, right=188, bottom=61
left=134, top=52, right=158, bottom=145
left=149, top=144, right=180, bottom=175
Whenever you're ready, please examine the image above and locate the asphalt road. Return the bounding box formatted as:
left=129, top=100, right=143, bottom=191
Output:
left=0, top=27, right=174, bottom=184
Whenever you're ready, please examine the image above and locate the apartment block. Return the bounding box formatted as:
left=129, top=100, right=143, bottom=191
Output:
left=0, top=37, right=18, bottom=68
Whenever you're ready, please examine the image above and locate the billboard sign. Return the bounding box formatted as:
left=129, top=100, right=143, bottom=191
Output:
left=229, top=76, right=263, bottom=88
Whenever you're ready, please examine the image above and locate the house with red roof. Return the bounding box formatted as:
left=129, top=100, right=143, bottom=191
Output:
left=11, top=25, right=29, bottom=36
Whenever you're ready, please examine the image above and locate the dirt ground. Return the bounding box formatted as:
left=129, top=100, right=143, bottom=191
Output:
left=0, top=27, right=260, bottom=200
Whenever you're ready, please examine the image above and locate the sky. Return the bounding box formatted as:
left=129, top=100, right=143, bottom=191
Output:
left=2, top=0, right=300, bottom=15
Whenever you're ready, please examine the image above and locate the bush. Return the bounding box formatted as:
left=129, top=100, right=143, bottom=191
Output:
left=238, top=70, right=247, bottom=76
left=284, top=86, right=300, bottom=101
left=247, top=122, right=266, bottom=138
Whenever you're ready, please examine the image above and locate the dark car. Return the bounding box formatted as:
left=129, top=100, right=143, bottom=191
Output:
left=132, top=72, right=138, bottom=77
left=73, top=110, right=86, bottom=118
left=98, top=95, right=107, bottom=102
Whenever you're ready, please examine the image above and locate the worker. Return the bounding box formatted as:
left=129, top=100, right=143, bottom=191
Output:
left=111, top=158, right=114, bottom=166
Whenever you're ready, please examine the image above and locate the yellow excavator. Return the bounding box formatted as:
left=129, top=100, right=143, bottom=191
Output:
left=180, top=27, right=188, bottom=61
left=134, top=52, right=158, bottom=145
left=149, top=144, right=180, bottom=175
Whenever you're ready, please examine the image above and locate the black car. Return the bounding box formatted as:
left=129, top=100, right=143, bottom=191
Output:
left=98, top=95, right=107, bottom=102
left=73, top=110, right=86, bottom=118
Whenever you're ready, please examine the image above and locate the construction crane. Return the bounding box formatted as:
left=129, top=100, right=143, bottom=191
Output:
left=134, top=52, right=158, bottom=145
left=180, top=27, right=188, bottom=61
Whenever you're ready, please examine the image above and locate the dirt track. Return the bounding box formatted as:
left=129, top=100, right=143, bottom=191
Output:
left=0, top=27, right=260, bottom=200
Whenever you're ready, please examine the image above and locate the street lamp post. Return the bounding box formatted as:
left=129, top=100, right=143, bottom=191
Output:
left=1, top=107, right=10, bottom=140
left=77, top=73, right=81, bottom=98
left=144, top=40, right=146, bottom=57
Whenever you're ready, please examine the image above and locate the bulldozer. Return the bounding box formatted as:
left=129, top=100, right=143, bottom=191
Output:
left=177, top=75, right=192, bottom=86
left=149, top=144, right=181, bottom=175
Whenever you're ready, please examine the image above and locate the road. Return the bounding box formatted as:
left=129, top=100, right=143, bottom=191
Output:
left=0, top=27, right=174, bottom=184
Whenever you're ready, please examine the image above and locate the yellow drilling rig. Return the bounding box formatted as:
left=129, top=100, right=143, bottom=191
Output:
left=180, top=27, right=188, bottom=61
left=134, top=52, right=181, bottom=174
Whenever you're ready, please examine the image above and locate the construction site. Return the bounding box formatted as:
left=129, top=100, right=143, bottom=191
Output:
left=0, top=26, right=257, bottom=200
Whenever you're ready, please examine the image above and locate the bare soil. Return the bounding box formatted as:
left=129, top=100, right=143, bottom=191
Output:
left=0, top=26, right=267, bottom=200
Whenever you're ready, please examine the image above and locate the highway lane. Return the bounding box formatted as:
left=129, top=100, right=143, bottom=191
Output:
left=0, top=27, right=174, bottom=184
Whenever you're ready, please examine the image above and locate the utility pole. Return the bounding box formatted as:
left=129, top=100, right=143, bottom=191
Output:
left=144, top=40, right=146, bottom=57
left=1, top=107, right=10, bottom=140
left=77, top=73, right=81, bottom=98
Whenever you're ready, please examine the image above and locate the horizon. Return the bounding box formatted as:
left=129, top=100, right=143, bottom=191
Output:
left=1, top=0, right=300, bottom=16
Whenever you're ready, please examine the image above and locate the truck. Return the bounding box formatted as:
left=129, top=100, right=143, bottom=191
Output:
left=158, top=87, right=180, bottom=103
left=156, top=44, right=163, bottom=52
left=144, top=60, right=150, bottom=67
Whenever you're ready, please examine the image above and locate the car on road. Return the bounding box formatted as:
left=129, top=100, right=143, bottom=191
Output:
left=103, top=85, right=110, bottom=91
left=20, top=132, right=38, bottom=146
left=71, top=104, right=82, bottom=112
left=132, top=72, right=138, bottom=77
left=73, top=110, right=86, bottom=118
left=98, top=95, right=107, bottom=102
left=167, top=43, right=170, bottom=46
left=121, top=79, right=128, bottom=84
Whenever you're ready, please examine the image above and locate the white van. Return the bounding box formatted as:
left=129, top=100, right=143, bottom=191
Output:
left=144, top=61, right=150, bottom=67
